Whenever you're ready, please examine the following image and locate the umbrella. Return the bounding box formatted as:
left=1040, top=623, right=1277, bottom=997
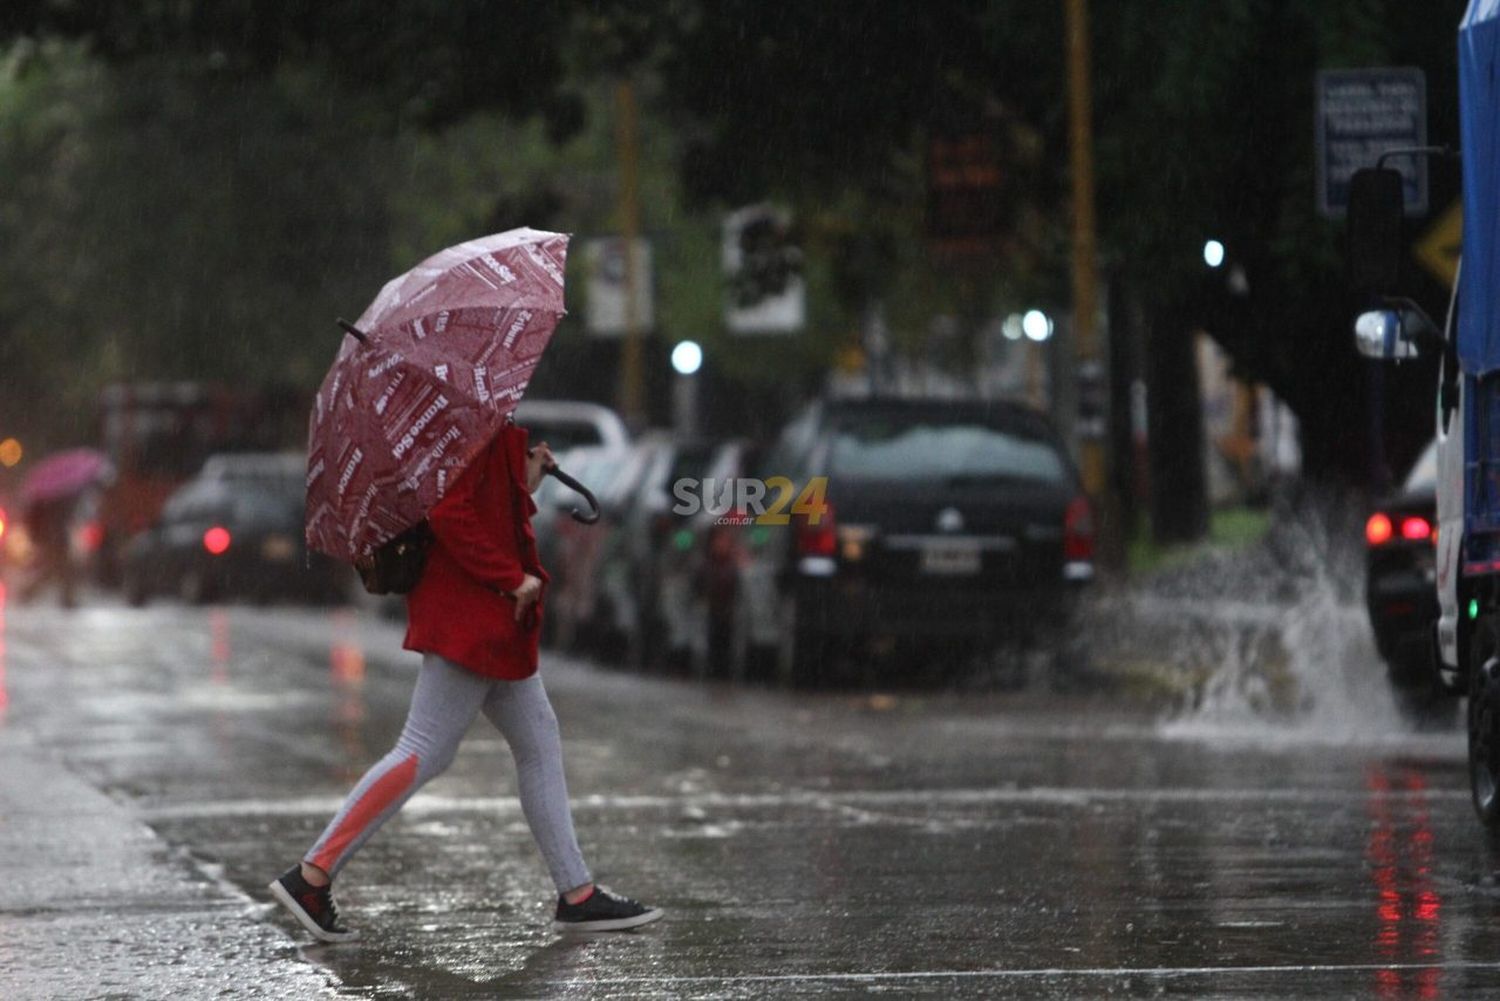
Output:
left=20, top=448, right=111, bottom=506
left=306, top=228, right=583, bottom=561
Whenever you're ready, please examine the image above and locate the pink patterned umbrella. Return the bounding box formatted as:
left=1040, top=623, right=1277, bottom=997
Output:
left=305, top=228, right=569, bottom=561
left=20, top=448, right=112, bottom=506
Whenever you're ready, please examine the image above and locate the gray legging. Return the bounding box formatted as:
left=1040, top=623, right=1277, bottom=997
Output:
left=305, top=654, right=592, bottom=893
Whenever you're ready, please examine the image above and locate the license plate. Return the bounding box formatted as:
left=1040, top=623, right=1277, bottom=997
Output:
left=261, top=535, right=296, bottom=562
left=920, top=540, right=981, bottom=575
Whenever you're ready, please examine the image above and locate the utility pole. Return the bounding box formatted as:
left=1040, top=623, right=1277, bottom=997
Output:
left=614, top=79, right=645, bottom=426
left=1065, top=0, right=1117, bottom=561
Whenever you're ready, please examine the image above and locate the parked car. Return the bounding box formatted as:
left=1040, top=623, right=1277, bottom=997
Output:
left=722, top=398, right=1095, bottom=686
left=1364, top=441, right=1439, bottom=689
left=540, top=444, right=648, bottom=652
left=588, top=433, right=725, bottom=670
left=662, top=438, right=767, bottom=677
left=121, top=452, right=348, bottom=606
left=513, top=400, right=630, bottom=454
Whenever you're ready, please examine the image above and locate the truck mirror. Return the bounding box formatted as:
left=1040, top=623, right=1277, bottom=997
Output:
left=1354, top=310, right=1420, bottom=360
left=1348, top=167, right=1405, bottom=292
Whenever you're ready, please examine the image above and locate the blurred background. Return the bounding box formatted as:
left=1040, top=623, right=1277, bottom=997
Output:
left=0, top=1, right=1467, bottom=547
left=8, top=6, right=1500, bottom=995
left=0, top=0, right=1478, bottom=706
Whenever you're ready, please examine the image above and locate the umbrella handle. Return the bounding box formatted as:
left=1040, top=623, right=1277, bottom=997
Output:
left=337, top=317, right=370, bottom=344
left=545, top=464, right=601, bottom=525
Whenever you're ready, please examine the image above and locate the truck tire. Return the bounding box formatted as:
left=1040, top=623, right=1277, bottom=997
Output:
left=1467, top=616, right=1500, bottom=831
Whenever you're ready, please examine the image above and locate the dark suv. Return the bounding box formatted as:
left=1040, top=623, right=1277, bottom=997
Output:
left=728, top=398, right=1094, bottom=685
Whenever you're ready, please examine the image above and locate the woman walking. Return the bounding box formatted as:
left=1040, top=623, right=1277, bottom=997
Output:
left=270, top=422, right=661, bottom=942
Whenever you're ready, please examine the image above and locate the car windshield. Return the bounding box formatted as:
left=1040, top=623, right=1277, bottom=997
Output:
left=520, top=421, right=603, bottom=453
left=828, top=415, right=1069, bottom=485
left=233, top=487, right=300, bottom=527
left=1405, top=442, right=1438, bottom=492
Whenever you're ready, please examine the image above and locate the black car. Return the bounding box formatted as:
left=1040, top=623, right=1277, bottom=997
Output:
left=122, top=453, right=348, bottom=606
left=729, top=397, right=1094, bottom=685
left=1365, top=441, right=1439, bottom=688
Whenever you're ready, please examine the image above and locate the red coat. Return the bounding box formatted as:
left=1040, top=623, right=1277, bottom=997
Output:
left=403, top=425, right=547, bottom=680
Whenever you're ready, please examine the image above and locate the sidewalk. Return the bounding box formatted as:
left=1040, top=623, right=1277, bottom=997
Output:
left=0, top=728, right=338, bottom=1000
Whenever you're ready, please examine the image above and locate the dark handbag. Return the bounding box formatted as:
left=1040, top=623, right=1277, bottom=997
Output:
left=356, top=521, right=434, bottom=595
left=354, top=461, right=598, bottom=597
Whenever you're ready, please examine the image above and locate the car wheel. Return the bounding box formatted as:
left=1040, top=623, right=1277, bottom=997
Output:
left=123, top=570, right=149, bottom=608
left=1395, top=685, right=1459, bottom=731
left=179, top=566, right=213, bottom=606
left=728, top=598, right=751, bottom=683
left=775, top=594, right=828, bottom=689
left=729, top=595, right=775, bottom=684
left=1468, top=616, right=1500, bottom=831
left=628, top=602, right=666, bottom=673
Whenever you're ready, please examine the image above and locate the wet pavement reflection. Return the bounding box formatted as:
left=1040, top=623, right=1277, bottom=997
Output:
left=4, top=600, right=1500, bottom=997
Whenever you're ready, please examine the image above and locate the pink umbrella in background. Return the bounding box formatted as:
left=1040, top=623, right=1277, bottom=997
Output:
left=19, top=448, right=112, bottom=507
left=306, top=228, right=577, bottom=562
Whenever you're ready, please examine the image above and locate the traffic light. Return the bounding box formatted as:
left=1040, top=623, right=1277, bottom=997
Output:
left=723, top=204, right=805, bottom=334
left=726, top=206, right=802, bottom=308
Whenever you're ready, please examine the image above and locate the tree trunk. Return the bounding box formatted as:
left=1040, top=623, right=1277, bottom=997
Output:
left=1146, top=307, right=1209, bottom=544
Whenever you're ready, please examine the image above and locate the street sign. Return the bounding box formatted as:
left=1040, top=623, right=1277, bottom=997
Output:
left=927, top=128, right=1004, bottom=248
left=723, top=204, right=804, bottom=335
left=1415, top=199, right=1462, bottom=289
left=1316, top=67, right=1427, bottom=218
left=582, top=237, right=653, bottom=337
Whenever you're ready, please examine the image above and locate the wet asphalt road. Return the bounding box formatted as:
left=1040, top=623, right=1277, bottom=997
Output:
left=4, top=594, right=1500, bottom=999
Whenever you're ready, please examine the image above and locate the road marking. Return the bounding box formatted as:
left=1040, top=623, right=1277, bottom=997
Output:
left=548, top=961, right=1500, bottom=987
left=138, top=784, right=1470, bottom=820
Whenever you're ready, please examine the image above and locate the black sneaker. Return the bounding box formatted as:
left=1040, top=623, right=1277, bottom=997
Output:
left=553, top=885, right=663, bottom=932
left=268, top=866, right=359, bottom=943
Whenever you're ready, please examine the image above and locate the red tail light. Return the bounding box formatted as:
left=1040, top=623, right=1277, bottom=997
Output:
left=796, top=504, right=837, bottom=557
left=1366, top=513, right=1394, bottom=546
left=75, top=520, right=104, bottom=553
left=203, top=526, right=232, bottom=555
left=1400, top=516, right=1432, bottom=542
left=1064, top=496, right=1095, bottom=562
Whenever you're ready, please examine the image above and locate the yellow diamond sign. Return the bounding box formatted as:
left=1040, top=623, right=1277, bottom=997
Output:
left=1415, top=200, right=1462, bottom=289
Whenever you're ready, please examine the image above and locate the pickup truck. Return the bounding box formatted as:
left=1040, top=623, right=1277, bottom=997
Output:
left=1353, top=2, right=1500, bottom=829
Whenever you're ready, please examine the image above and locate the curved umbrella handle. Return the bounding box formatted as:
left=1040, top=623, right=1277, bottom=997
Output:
left=545, top=464, right=601, bottom=525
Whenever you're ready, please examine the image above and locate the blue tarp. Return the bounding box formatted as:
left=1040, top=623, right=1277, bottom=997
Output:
left=1460, top=0, right=1500, bottom=373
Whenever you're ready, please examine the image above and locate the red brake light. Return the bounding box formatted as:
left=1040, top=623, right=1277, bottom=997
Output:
left=1400, top=516, right=1432, bottom=542
left=796, top=504, right=837, bottom=557
left=1366, top=513, right=1394, bottom=546
left=75, top=520, right=104, bottom=553
left=1064, top=496, right=1095, bottom=562
left=203, top=526, right=232, bottom=555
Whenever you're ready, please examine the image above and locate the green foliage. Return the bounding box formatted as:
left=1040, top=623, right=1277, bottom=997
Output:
left=0, top=41, right=394, bottom=446
left=0, top=0, right=1477, bottom=465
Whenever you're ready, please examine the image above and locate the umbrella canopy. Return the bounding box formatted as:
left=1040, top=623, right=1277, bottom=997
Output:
left=306, top=228, right=570, bottom=561
left=19, top=448, right=111, bottom=506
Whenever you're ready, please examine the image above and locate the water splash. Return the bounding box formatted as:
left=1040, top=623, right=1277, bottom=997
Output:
left=1093, top=495, right=1454, bottom=748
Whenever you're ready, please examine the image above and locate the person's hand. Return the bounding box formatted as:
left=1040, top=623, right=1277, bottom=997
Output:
left=525, top=442, right=555, bottom=494
left=510, top=573, right=543, bottom=622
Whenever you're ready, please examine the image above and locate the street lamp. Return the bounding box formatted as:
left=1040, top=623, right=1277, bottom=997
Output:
left=1022, top=310, right=1053, bottom=342
left=671, top=340, right=703, bottom=435
left=671, top=340, right=703, bottom=376
left=1203, top=239, right=1226, bottom=269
